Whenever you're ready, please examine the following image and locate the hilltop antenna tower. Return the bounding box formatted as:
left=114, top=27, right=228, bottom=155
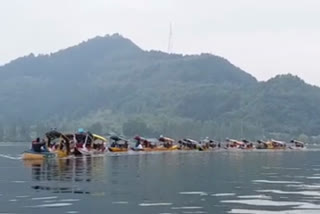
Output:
left=167, top=22, right=173, bottom=53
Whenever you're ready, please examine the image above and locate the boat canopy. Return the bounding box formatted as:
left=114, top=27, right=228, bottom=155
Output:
left=242, top=139, right=250, bottom=144
left=257, top=140, right=266, bottom=144
left=45, top=130, right=71, bottom=155
left=45, top=130, right=69, bottom=143
left=134, top=136, right=153, bottom=144
left=291, top=140, right=305, bottom=145
left=110, top=136, right=128, bottom=146
left=228, top=139, right=244, bottom=145
left=184, top=138, right=199, bottom=144
left=159, top=136, right=174, bottom=143
left=134, top=136, right=143, bottom=141
left=92, top=134, right=107, bottom=142
left=110, top=135, right=122, bottom=141
left=271, top=140, right=286, bottom=145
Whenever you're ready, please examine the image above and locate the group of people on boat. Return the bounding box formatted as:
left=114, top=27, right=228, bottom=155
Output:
left=290, top=140, right=305, bottom=148
left=225, top=139, right=254, bottom=149
left=28, top=128, right=107, bottom=157
left=25, top=128, right=306, bottom=160
left=110, top=136, right=129, bottom=148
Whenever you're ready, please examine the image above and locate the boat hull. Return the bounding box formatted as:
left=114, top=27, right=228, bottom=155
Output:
left=22, top=151, right=57, bottom=160
left=74, top=147, right=106, bottom=156
left=289, top=146, right=306, bottom=150
left=256, top=146, right=286, bottom=150
left=48, top=148, right=69, bottom=158
left=53, top=150, right=69, bottom=158
left=132, top=145, right=179, bottom=152
left=108, top=147, right=129, bottom=152
left=179, top=147, right=197, bottom=151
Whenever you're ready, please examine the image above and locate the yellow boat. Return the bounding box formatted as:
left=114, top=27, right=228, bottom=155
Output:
left=108, top=147, right=129, bottom=152
left=22, top=130, right=72, bottom=160
left=22, top=151, right=57, bottom=160
left=108, top=135, right=129, bottom=152
left=256, top=140, right=287, bottom=150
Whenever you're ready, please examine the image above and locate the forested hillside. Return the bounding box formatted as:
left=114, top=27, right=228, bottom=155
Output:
left=0, top=34, right=319, bottom=142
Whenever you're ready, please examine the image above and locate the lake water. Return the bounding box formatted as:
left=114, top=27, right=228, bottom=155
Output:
left=1, top=143, right=320, bottom=214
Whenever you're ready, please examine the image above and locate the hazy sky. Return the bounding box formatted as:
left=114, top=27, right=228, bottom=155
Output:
left=1, top=0, right=320, bottom=85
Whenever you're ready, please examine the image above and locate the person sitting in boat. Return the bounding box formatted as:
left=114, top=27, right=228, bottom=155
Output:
left=31, top=138, right=48, bottom=153
left=137, top=143, right=143, bottom=150
left=110, top=141, right=117, bottom=147
left=75, top=128, right=86, bottom=145
left=85, top=131, right=94, bottom=148
left=110, top=136, right=124, bottom=148
left=135, top=140, right=143, bottom=150
left=143, top=139, right=149, bottom=148
left=124, top=141, right=129, bottom=148
left=59, top=140, right=66, bottom=150
left=135, top=136, right=141, bottom=147
left=208, top=140, right=215, bottom=148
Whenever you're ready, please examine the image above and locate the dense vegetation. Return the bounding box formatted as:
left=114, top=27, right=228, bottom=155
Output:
left=0, top=34, right=319, bottom=143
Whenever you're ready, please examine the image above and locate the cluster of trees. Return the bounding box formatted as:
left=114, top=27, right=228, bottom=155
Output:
left=0, top=122, right=42, bottom=142
left=0, top=34, right=320, bottom=142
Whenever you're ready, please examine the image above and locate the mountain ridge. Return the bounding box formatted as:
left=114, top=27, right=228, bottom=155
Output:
left=1, top=34, right=315, bottom=87
left=0, top=34, right=319, bottom=142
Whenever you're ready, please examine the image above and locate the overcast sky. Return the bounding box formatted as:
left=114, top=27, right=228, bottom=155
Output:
left=1, top=0, right=320, bottom=85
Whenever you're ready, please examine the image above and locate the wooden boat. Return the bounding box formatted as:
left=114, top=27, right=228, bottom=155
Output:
left=159, top=136, right=175, bottom=147
left=289, top=140, right=306, bottom=150
left=256, top=140, right=287, bottom=150
left=46, top=130, right=71, bottom=158
left=225, top=139, right=255, bottom=150
left=108, top=136, right=129, bottom=153
left=225, top=139, right=244, bottom=149
left=199, top=138, right=221, bottom=150
left=178, top=138, right=201, bottom=150
left=208, top=140, right=221, bottom=149
left=266, top=140, right=286, bottom=150
left=73, top=132, right=107, bottom=155
left=23, top=130, right=71, bottom=160
left=132, top=136, right=180, bottom=152
left=45, top=130, right=107, bottom=156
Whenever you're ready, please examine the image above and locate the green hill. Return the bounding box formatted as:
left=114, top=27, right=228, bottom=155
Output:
left=0, top=34, right=319, bottom=142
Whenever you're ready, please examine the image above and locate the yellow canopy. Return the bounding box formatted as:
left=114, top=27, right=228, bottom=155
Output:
left=92, top=134, right=107, bottom=142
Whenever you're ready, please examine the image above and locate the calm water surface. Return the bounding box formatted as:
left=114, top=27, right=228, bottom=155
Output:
left=1, top=143, right=320, bottom=214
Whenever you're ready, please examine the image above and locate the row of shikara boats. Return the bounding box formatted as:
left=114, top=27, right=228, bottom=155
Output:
left=22, top=130, right=306, bottom=160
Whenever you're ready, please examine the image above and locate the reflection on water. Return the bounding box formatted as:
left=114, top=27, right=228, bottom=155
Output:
left=31, top=185, right=90, bottom=194
left=24, top=156, right=106, bottom=195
